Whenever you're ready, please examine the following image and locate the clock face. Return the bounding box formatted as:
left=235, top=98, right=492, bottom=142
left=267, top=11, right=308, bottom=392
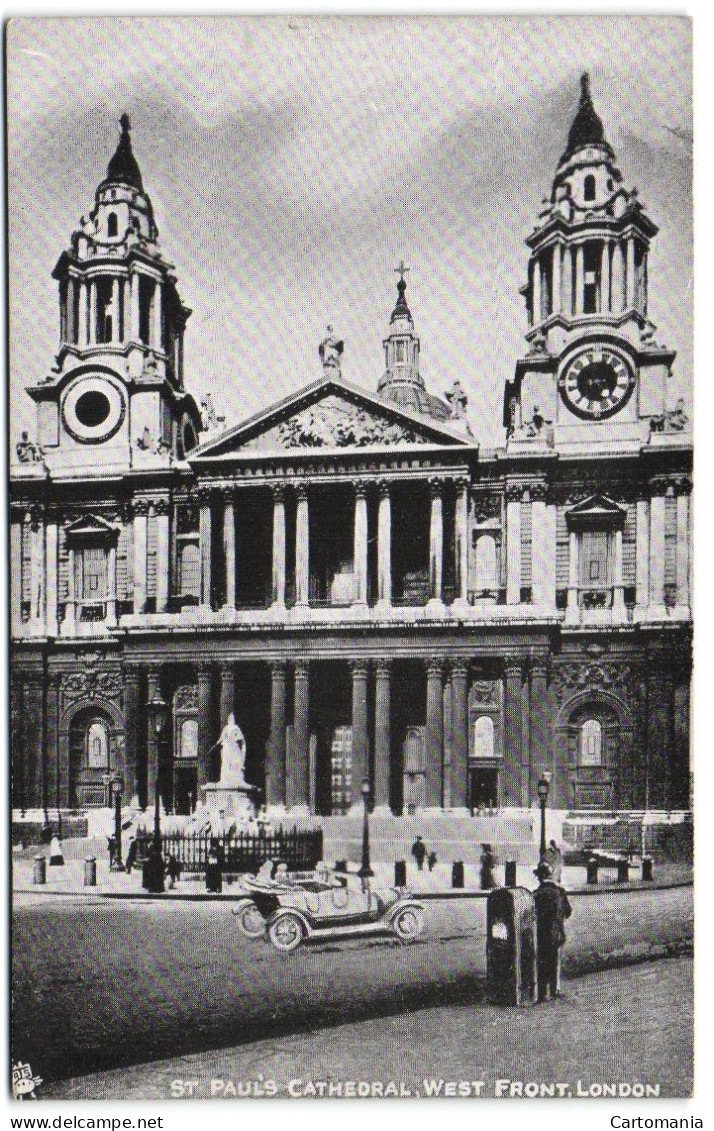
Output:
left=62, top=374, right=125, bottom=443
left=559, top=348, right=635, bottom=420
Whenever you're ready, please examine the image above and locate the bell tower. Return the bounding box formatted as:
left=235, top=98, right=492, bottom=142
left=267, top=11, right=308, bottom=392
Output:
left=27, top=115, right=202, bottom=475
left=504, top=74, right=684, bottom=454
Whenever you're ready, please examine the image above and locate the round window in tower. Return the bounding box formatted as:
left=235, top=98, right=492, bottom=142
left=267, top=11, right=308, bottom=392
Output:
left=63, top=375, right=125, bottom=443
left=75, top=390, right=111, bottom=428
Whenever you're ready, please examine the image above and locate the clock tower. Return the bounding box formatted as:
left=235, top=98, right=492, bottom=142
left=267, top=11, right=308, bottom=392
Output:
left=504, top=74, right=685, bottom=454
left=26, top=115, right=202, bottom=478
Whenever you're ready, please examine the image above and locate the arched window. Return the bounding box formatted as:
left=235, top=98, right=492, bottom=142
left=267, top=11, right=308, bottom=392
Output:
left=580, top=718, right=602, bottom=766
left=107, top=212, right=118, bottom=237
left=584, top=174, right=596, bottom=202
left=86, top=718, right=110, bottom=769
left=473, top=715, right=495, bottom=760
left=474, top=534, right=498, bottom=595
left=177, top=718, right=198, bottom=761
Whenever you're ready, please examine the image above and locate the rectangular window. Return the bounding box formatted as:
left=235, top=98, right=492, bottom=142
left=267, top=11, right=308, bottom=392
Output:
left=579, top=530, right=612, bottom=608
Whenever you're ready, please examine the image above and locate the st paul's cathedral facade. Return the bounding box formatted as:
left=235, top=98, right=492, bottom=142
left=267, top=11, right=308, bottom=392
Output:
left=10, top=77, right=692, bottom=822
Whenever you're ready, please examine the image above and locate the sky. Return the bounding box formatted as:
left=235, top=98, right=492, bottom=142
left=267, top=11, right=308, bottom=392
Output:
left=6, top=16, right=692, bottom=448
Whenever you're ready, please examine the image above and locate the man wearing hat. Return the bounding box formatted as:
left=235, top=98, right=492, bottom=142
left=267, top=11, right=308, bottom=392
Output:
left=533, top=860, right=572, bottom=1002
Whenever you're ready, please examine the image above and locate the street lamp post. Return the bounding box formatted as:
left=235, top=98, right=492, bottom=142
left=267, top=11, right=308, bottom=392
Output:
left=110, top=773, right=124, bottom=871
left=358, top=777, right=374, bottom=883
left=537, top=771, right=552, bottom=862
left=146, top=689, right=168, bottom=894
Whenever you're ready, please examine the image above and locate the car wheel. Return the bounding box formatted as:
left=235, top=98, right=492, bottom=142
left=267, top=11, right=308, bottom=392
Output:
left=392, top=906, right=425, bottom=941
left=268, top=913, right=304, bottom=952
left=234, top=901, right=266, bottom=939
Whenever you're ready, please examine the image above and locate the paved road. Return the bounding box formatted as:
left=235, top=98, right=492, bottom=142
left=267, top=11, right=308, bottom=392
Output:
left=42, top=956, right=693, bottom=1100
left=12, top=886, right=692, bottom=1084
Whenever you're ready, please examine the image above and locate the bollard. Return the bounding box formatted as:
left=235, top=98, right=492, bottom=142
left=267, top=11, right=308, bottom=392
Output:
left=586, top=857, right=599, bottom=885
left=504, top=860, right=517, bottom=888
left=33, top=856, right=46, bottom=885
left=394, top=860, right=407, bottom=886
left=84, top=856, right=97, bottom=887
left=642, top=857, right=654, bottom=882
left=335, top=859, right=348, bottom=874
left=452, top=861, right=464, bottom=889
left=616, top=858, right=629, bottom=883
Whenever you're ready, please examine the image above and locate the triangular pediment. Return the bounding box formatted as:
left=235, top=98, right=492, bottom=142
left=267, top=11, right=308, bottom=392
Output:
left=66, top=514, right=119, bottom=539
left=566, top=494, right=625, bottom=527
left=191, top=378, right=471, bottom=460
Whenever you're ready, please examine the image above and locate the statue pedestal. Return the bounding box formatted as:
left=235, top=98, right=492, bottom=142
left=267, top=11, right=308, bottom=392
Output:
left=201, top=781, right=257, bottom=820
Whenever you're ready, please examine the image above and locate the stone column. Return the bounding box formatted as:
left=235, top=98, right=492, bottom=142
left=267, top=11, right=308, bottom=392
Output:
left=449, top=661, right=469, bottom=812
left=266, top=661, right=287, bottom=808
left=45, top=673, right=61, bottom=812
left=45, top=515, right=58, bottom=636
left=197, top=663, right=215, bottom=788
left=122, top=665, right=141, bottom=806
left=132, top=500, right=149, bottom=613
left=25, top=673, right=45, bottom=810
left=531, top=255, right=541, bottom=325
left=676, top=480, right=692, bottom=610
left=146, top=666, right=162, bottom=804
left=289, top=662, right=310, bottom=809
left=349, top=660, right=369, bottom=811
left=106, top=542, right=117, bottom=625
left=626, top=237, right=636, bottom=310
left=353, top=483, right=369, bottom=607
left=611, top=241, right=624, bottom=312
left=271, top=485, right=286, bottom=607
left=503, top=658, right=525, bottom=807
left=529, top=660, right=550, bottom=800
left=566, top=529, right=579, bottom=619
left=151, top=280, right=162, bottom=350
left=506, top=486, right=522, bottom=604
left=531, top=485, right=555, bottom=608
left=10, top=515, right=22, bottom=636
left=649, top=490, right=666, bottom=614
left=635, top=497, right=650, bottom=612
left=222, top=489, right=236, bottom=609
left=111, top=277, right=120, bottom=343
left=295, top=484, right=310, bottom=607
left=428, top=479, right=444, bottom=605
left=198, top=490, right=213, bottom=610
left=88, top=279, right=97, bottom=345
left=122, top=278, right=130, bottom=343
left=612, top=527, right=625, bottom=614
left=154, top=500, right=170, bottom=614
left=219, top=662, right=235, bottom=729
left=551, top=243, right=561, bottom=316
left=374, top=662, right=392, bottom=814
left=425, top=660, right=444, bottom=808
left=130, top=272, right=140, bottom=341
left=575, top=244, right=585, bottom=314
left=376, top=480, right=392, bottom=607
left=453, top=478, right=470, bottom=608
left=601, top=240, right=611, bottom=314
left=65, top=544, right=76, bottom=630
left=30, top=508, right=45, bottom=626
left=562, top=246, right=573, bottom=316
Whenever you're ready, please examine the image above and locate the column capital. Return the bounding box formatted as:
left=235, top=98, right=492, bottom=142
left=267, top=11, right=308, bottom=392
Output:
left=454, top=476, right=470, bottom=492
left=450, top=660, right=469, bottom=680
left=349, top=658, right=370, bottom=677
left=270, top=658, right=288, bottom=677
left=374, top=660, right=392, bottom=679
left=426, top=657, right=445, bottom=678
left=295, top=482, right=309, bottom=502
left=220, top=486, right=235, bottom=505
left=353, top=481, right=368, bottom=500
left=674, top=475, right=693, bottom=497
left=218, top=661, right=234, bottom=678
left=428, top=477, right=444, bottom=498
left=377, top=478, right=391, bottom=499
left=270, top=483, right=286, bottom=503
left=29, top=504, right=45, bottom=529
left=529, top=481, right=549, bottom=503
left=152, top=497, right=171, bottom=517
left=195, top=486, right=214, bottom=506
left=120, top=662, right=142, bottom=685
left=503, top=653, right=524, bottom=677
left=197, top=661, right=213, bottom=681
left=294, top=659, right=310, bottom=679
left=131, top=498, right=151, bottom=518
left=506, top=482, right=524, bottom=503
left=529, top=657, right=549, bottom=680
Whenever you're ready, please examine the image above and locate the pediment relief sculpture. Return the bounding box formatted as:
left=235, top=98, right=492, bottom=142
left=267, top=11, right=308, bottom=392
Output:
left=245, top=396, right=429, bottom=450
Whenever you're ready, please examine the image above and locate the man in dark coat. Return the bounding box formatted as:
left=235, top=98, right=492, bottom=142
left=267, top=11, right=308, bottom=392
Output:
left=533, top=860, right=572, bottom=1002
left=411, top=836, right=427, bottom=871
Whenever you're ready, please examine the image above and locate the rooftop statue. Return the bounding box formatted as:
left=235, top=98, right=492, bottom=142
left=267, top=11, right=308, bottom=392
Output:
left=318, top=325, right=344, bottom=375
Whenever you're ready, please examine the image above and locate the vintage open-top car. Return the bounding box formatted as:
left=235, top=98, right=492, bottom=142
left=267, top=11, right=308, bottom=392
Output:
left=232, top=869, right=426, bottom=952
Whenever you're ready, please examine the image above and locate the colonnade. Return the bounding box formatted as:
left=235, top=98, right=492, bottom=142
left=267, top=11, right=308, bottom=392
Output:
left=531, top=235, right=646, bottom=324
left=63, top=270, right=164, bottom=350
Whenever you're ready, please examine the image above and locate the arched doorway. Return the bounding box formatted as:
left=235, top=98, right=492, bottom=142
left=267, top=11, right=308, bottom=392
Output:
left=68, top=706, right=116, bottom=807
left=558, top=693, right=633, bottom=809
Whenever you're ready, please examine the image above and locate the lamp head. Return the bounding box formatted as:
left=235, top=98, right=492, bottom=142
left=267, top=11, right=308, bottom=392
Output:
left=361, top=777, right=370, bottom=800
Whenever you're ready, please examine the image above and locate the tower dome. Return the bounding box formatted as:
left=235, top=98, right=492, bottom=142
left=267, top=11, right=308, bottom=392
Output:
left=377, top=264, right=451, bottom=422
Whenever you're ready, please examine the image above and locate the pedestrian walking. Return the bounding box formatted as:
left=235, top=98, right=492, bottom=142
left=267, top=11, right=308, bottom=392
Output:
left=205, top=838, right=223, bottom=894
left=533, top=860, right=572, bottom=1002
left=411, top=835, right=427, bottom=871
left=427, top=850, right=437, bottom=872
left=107, top=835, right=117, bottom=868
left=480, top=843, right=495, bottom=889
left=165, top=854, right=182, bottom=889
left=544, top=838, right=563, bottom=882
left=125, top=837, right=138, bottom=874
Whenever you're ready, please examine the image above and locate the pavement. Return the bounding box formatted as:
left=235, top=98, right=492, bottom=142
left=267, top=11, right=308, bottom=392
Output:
left=40, top=954, right=693, bottom=1100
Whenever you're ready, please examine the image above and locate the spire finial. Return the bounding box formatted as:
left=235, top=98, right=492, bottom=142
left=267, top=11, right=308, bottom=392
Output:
left=120, top=113, right=131, bottom=134
left=394, top=259, right=410, bottom=284
left=580, top=72, right=591, bottom=102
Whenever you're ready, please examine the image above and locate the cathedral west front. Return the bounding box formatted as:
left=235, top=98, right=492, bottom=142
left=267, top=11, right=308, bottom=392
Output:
left=10, top=75, right=692, bottom=825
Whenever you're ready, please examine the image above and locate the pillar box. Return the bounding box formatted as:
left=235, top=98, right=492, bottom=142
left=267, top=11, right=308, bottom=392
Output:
left=486, top=886, right=536, bottom=1006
